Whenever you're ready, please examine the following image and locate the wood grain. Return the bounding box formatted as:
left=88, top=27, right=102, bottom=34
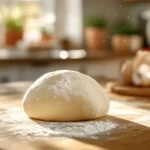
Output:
left=108, top=82, right=150, bottom=97
left=0, top=81, right=150, bottom=150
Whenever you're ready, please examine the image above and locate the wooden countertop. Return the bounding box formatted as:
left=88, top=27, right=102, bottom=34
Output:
left=0, top=81, right=150, bottom=150
left=0, top=50, right=135, bottom=65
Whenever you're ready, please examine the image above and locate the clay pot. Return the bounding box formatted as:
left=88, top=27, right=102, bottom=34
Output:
left=121, top=59, right=133, bottom=85
left=129, top=35, right=143, bottom=52
left=112, top=35, right=130, bottom=53
left=85, top=27, right=107, bottom=51
left=4, top=29, right=23, bottom=46
left=112, top=35, right=143, bottom=53
left=41, top=34, right=53, bottom=41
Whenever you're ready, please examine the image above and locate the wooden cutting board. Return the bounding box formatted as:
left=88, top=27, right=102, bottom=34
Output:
left=107, top=82, right=150, bottom=97
left=0, top=92, right=150, bottom=150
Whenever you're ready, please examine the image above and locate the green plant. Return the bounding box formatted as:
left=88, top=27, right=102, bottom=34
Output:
left=85, top=16, right=108, bottom=28
left=114, top=21, right=140, bottom=35
left=5, top=17, right=23, bottom=31
left=41, top=27, right=51, bottom=35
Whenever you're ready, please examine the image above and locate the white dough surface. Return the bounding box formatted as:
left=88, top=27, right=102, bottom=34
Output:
left=23, top=70, right=109, bottom=121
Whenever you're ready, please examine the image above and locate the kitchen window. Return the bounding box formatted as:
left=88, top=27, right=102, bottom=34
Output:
left=0, top=0, right=55, bottom=46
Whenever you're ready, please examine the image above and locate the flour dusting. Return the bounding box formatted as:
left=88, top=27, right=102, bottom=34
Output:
left=0, top=101, right=143, bottom=139
left=0, top=107, right=119, bottom=139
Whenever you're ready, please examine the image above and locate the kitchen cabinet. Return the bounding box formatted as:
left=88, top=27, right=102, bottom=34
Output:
left=0, top=51, right=134, bottom=82
left=0, top=66, right=19, bottom=83
left=0, top=59, right=125, bottom=82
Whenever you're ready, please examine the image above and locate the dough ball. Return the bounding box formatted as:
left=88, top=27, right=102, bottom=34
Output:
left=132, top=64, right=150, bottom=86
left=132, top=50, right=150, bottom=86
left=23, top=70, right=109, bottom=121
left=121, top=60, right=133, bottom=85
left=133, top=50, right=150, bottom=72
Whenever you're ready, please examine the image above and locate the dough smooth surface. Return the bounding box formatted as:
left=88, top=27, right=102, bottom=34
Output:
left=23, top=70, right=109, bottom=121
left=121, top=60, right=133, bottom=85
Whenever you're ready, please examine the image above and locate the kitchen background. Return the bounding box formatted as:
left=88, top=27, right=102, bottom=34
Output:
left=0, top=0, right=150, bottom=83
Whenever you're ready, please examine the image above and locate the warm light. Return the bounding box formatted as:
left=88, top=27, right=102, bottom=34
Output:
left=39, top=13, right=56, bottom=27
left=0, top=49, right=10, bottom=59
left=11, top=7, right=22, bottom=19
left=59, top=51, right=69, bottom=59
left=24, top=18, right=41, bottom=42
left=44, top=13, right=56, bottom=24
left=0, top=13, right=3, bottom=23
left=69, top=50, right=87, bottom=59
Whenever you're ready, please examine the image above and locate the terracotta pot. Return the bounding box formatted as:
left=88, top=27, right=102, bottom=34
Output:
left=112, top=35, right=144, bottom=53
left=41, top=34, right=53, bottom=41
left=4, top=29, right=23, bottom=46
left=85, top=27, right=107, bottom=51
left=112, top=35, right=130, bottom=53
left=129, top=35, right=143, bottom=52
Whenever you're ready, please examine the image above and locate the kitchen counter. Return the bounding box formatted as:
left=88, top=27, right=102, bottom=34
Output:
left=0, top=81, right=150, bottom=150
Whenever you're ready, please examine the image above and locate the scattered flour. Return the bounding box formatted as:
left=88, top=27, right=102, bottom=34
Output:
left=0, top=107, right=118, bottom=139
left=0, top=101, right=143, bottom=139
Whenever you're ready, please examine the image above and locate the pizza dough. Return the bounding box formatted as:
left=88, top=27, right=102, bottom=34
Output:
left=133, top=50, right=150, bottom=72
left=121, top=60, right=133, bottom=85
left=132, top=51, right=150, bottom=86
left=132, top=64, right=150, bottom=86
left=23, top=70, right=109, bottom=121
left=121, top=50, right=150, bottom=86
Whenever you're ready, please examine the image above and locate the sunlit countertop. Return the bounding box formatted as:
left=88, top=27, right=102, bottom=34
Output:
left=0, top=80, right=150, bottom=150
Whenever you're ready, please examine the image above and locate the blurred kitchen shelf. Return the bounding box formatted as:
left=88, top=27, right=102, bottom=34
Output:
left=0, top=49, right=135, bottom=65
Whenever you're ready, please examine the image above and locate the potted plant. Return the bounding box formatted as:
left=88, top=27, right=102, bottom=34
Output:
left=129, top=28, right=144, bottom=52
left=112, top=21, right=143, bottom=53
left=4, top=17, right=24, bottom=46
left=28, top=26, right=54, bottom=51
left=41, top=26, right=53, bottom=42
left=85, top=16, right=108, bottom=52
